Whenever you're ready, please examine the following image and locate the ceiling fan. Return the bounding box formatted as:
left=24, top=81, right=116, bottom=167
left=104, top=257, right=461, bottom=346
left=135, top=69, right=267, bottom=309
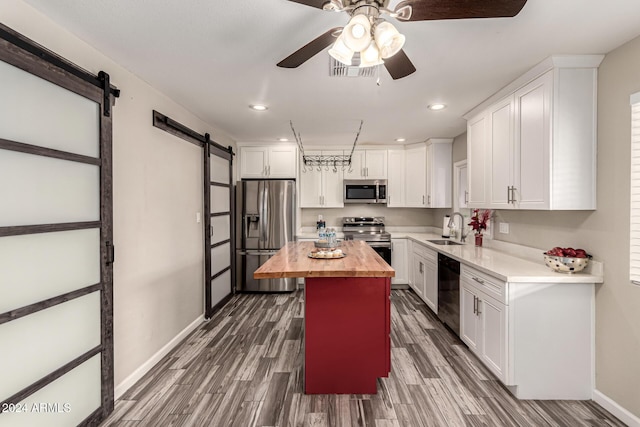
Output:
left=277, top=0, right=527, bottom=79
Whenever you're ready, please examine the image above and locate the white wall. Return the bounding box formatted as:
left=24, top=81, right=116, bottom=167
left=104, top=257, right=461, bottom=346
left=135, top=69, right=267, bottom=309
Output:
left=1, top=0, right=236, bottom=390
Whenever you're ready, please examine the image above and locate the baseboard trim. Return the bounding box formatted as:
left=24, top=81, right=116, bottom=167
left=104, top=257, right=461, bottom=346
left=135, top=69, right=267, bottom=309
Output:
left=114, top=314, right=204, bottom=400
left=593, top=389, right=640, bottom=427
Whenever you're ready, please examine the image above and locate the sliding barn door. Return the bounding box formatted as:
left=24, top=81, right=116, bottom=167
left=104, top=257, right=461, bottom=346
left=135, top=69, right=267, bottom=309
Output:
left=204, top=141, right=234, bottom=318
left=0, top=32, right=114, bottom=426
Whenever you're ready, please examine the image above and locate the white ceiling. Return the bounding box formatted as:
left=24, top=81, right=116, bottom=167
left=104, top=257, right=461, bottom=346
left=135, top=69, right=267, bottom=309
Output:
left=22, top=0, right=640, bottom=146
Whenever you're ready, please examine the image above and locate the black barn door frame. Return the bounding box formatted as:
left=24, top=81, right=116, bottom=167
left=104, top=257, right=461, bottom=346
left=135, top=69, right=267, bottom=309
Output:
left=152, top=111, right=235, bottom=319
left=0, top=24, right=119, bottom=425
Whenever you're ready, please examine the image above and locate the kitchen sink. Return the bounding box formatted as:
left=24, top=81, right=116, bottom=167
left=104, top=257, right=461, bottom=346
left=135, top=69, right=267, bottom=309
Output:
left=427, top=239, right=463, bottom=246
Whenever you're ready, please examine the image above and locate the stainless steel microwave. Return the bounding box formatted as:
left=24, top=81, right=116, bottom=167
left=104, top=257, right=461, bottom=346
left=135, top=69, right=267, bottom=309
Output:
left=343, top=180, right=387, bottom=204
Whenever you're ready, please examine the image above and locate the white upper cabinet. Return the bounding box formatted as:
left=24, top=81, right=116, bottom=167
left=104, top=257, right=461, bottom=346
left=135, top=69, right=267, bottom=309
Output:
left=404, top=140, right=452, bottom=208
left=488, top=96, right=515, bottom=209
left=239, top=145, right=297, bottom=179
left=405, top=144, right=427, bottom=207
left=299, top=151, right=344, bottom=208
left=426, top=138, right=453, bottom=208
left=344, top=149, right=387, bottom=179
left=387, top=150, right=405, bottom=207
left=465, top=55, right=602, bottom=210
left=467, top=113, right=489, bottom=207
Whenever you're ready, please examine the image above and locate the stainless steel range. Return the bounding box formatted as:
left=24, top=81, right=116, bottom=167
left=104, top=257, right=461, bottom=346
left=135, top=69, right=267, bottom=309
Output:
left=342, top=216, right=392, bottom=265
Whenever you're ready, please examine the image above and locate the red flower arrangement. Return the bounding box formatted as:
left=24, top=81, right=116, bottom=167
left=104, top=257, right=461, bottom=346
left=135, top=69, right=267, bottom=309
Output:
left=468, top=209, right=491, bottom=235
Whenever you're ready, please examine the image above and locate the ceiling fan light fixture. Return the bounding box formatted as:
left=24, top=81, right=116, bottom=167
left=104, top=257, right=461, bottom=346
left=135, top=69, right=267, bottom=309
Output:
left=374, top=21, right=405, bottom=59
left=343, top=14, right=372, bottom=52
left=328, top=35, right=354, bottom=66
left=359, top=41, right=383, bottom=68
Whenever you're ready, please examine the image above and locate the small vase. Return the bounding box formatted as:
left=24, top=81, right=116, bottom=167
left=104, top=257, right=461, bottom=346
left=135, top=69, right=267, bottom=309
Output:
left=475, top=234, right=483, bottom=247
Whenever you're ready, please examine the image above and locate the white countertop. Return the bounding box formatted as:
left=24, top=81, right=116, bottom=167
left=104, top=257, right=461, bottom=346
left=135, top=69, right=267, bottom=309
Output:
left=297, top=229, right=603, bottom=284
left=399, top=232, right=603, bottom=284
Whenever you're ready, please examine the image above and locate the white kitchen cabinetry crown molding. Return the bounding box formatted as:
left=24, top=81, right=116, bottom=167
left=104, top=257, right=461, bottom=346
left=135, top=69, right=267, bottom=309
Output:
left=464, top=55, right=604, bottom=120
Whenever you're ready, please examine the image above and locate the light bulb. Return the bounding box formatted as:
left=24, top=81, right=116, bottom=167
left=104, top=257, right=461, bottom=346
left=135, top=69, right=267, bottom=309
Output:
left=360, top=41, right=383, bottom=67
left=343, top=14, right=372, bottom=52
left=351, top=23, right=366, bottom=39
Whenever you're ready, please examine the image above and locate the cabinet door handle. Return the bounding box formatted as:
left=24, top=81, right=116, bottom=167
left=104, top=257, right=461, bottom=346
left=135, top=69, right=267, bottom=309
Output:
left=428, top=195, right=431, bottom=205
left=268, top=165, right=271, bottom=176
left=511, top=186, right=516, bottom=204
left=472, top=276, right=485, bottom=285
left=464, top=191, right=468, bottom=204
left=477, top=299, right=482, bottom=316
left=422, top=195, right=425, bottom=204
left=473, top=295, right=477, bottom=314
left=419, top=262, right=423, bottom=273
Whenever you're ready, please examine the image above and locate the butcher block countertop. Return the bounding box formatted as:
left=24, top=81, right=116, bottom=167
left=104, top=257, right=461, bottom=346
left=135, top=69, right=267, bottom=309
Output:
left=253, top=240, right=395, bottom=279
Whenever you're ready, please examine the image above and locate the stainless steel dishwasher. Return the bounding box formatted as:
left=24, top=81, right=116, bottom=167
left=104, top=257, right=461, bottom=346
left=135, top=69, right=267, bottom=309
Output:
left=437, top=253, right=460, bottom=336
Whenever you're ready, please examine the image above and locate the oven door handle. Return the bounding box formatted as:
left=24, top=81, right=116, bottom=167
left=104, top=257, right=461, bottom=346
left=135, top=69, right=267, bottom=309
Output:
left=367, top=242, right=392, bottom=248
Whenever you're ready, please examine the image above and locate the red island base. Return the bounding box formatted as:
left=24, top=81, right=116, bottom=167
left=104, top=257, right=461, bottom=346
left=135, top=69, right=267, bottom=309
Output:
left=304, top=276, right=391, bottom=394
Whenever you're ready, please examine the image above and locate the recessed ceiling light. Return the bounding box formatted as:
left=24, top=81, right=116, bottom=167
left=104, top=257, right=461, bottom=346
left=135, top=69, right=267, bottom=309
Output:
left=250, top=104, right=268, bottom=111
left=428, top=103, right=446, bottom=111
left=395, top=138, right=406, bottom=142
left=278, top=138, right=289, bottom=142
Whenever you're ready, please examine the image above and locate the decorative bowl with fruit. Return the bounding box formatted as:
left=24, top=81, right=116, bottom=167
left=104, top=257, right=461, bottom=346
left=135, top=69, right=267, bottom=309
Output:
left=543, top=247, right=592, bottom=274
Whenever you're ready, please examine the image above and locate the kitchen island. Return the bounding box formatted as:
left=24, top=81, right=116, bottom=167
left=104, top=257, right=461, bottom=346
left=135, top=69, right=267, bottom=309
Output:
left=254, top=240, right=395, bottom=394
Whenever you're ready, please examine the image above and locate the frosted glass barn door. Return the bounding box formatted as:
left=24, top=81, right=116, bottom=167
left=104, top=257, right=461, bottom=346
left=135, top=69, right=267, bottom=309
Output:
left=204, top=142, right=233, bottom=318
left=0, top=29, right=113, bottom=427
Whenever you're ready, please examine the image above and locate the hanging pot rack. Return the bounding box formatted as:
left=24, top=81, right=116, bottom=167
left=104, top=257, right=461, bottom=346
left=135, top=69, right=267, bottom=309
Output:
left=290, top=120, right=363, bottom=172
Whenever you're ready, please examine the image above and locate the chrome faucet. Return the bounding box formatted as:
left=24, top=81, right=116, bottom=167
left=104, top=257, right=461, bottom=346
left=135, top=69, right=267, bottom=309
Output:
left=448, top=212, right=469, bottom=243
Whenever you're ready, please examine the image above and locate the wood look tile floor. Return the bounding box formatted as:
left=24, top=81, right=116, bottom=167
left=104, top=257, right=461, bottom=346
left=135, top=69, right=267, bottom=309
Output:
left=101, top=290, right=624, bottom=427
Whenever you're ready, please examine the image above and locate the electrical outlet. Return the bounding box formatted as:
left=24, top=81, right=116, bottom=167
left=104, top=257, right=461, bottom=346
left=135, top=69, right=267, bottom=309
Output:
left=499, top=222, right=509, bottom=234
left=196, top=212, right=201, bottom=223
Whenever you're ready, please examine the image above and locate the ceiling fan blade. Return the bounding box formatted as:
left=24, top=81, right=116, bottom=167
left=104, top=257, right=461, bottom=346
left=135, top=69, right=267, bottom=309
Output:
left=285, top=0, right=329, bottom=10
left=394, top=0, right=527, bottom=21
left=384, top=49, right=416, bottom=80
left=277, top=27, right=342, bottom=68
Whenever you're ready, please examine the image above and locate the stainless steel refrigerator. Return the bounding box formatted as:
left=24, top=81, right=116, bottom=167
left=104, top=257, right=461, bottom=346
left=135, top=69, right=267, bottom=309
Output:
left=236, top=179, right=296, bottom=292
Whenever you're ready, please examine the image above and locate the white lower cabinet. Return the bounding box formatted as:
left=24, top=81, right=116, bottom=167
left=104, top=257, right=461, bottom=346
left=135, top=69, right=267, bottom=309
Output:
left=391, top=239, right=408, bottom=285
left=459, top=264, right=594, bottom=400
left=410, top=250, right=423, bottom=299
left=411, top=242, right=437, bottom=313
left=460, top=266, right=508, bottom=383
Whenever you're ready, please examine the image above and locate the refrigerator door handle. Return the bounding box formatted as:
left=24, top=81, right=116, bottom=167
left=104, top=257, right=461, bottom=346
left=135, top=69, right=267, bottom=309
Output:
left=261, top=182, right=269, bottom=246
